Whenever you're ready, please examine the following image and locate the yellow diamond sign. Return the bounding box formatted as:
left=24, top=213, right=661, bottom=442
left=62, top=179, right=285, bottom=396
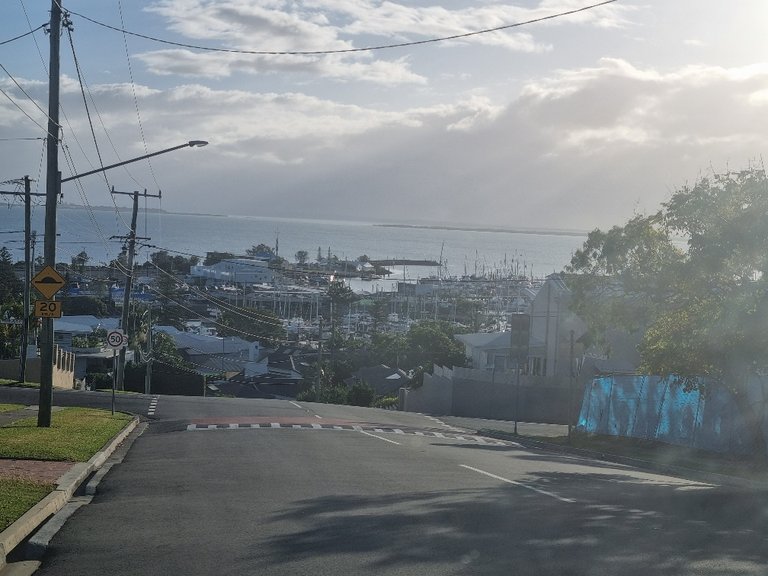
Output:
left=32, top=265, right=66, bottom=300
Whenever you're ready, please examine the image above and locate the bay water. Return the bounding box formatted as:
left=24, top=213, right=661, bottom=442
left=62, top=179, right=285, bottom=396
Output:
left=0, top=203, right=587, bottom=289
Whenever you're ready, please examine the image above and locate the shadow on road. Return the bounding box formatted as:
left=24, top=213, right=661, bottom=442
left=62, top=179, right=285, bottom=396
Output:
left=257, top=471, right=768, bottom=575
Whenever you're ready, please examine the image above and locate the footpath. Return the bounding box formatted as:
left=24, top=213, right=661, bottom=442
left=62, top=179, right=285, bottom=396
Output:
left=438, top=415, right=768, bottom=490
left=0, top=405, right=138, bottom=576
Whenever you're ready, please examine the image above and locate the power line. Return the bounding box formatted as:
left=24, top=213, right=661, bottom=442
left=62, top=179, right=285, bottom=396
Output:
left=0, top=23, right=46, bottom=46
left=66, top=0, right=619, bottom=56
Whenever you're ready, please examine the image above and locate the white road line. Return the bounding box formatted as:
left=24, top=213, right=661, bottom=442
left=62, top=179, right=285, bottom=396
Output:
left=315, top=414, right=323, bottom=419
left=374, top=428, right=385, bottom=433
left=393, top=429, right=404, bottom=434
left=433, top=432, right=446, bottom=438
left=359, top=430, right=401, bottom=445
left=415, top=431, right=425, bottom=436
left=289, top=401, right=303, bottom=409
left=311, top=423, right=322, bottom=429
left=228, top=423, right=238, bottom=429
left=207, top=424, right=217, bottom=430
left=460, top=465, right=576, bottom=503
left=186, top=424, right=196, bottom=431
left=270, top=422, right=281, bottom=428
left=352, top=425, right=363, bottom=431
left=292, top=424, right=303, bottom=429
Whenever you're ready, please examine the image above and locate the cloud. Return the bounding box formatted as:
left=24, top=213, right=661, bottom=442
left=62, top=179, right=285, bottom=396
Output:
left=137, top=0, right=632, bottom=82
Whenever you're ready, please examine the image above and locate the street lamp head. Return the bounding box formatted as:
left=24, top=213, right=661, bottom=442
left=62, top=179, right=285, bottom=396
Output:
left=188, top=140, right=209, bottom=148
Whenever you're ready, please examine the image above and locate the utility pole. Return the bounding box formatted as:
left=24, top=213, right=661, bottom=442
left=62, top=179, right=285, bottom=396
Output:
left=21, top=176, right=30, bottom=383
left=144, top=306, right=152, bottom=395
left=0, top=178, right=45, bottom=384
left=111, top=188, right=160, bottom=390
left=38, top=0, right=64, bottom=427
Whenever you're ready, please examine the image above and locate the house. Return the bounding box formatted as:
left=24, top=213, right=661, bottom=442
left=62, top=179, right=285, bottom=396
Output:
left=153, top=326, right=253, bottom=377
left=527, top=274, right=586, bottom=378
left=455, top=332, right=515, bottom=371
left=51, top=315, right=131, bottom=379
left=344, top=364, right=411, bottom=397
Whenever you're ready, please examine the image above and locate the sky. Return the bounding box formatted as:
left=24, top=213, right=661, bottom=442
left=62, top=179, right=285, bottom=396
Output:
left=2, top=0, right=768, bottom=232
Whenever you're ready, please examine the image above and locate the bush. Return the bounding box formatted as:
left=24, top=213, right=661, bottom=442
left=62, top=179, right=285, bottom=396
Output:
left=87, top=372, right=113, bottom=390
left=373, top=396, right=399, bottom=409
left=296, top=385, right=349, bottom=405
left=348, top=381, right=375, bottom=407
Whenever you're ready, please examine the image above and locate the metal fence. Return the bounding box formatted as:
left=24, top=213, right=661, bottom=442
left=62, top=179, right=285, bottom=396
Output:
left=577, top=375, right=768, bottom=456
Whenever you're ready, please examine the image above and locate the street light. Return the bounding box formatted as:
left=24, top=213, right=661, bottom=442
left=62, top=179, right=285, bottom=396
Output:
left=37, top=139, right=208, bottom=427
left=60, top=140, right=209, bottom=183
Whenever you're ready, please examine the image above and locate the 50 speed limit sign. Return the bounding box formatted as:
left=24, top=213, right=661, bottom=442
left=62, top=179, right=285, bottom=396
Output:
left=106, top=329, right=127, bottom=349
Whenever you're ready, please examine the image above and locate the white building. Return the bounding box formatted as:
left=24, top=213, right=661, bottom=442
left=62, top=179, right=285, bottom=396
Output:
left=190, top=258, right=277, bottom=285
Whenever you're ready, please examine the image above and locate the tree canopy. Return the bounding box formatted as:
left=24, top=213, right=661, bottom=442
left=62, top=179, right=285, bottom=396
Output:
left=567, top=167, right=768, bottom=388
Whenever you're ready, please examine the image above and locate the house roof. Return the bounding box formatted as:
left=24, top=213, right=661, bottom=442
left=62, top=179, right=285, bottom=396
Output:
left=154, top=327, right=252, bottom=355
left=455, top=332, right=511, bottom=349
left=54, top=315, right=120, bottom=333
left=344, top=364, right=410, bottom=396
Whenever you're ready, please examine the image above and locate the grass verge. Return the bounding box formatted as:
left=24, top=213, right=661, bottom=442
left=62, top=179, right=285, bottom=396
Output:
left=0, top=479, right=55, bottom=532
left=0, top=404, right=22, bottom=413
left=0, top=379, right=40, bottom=389
left=0, top=407, right=132, bottom=461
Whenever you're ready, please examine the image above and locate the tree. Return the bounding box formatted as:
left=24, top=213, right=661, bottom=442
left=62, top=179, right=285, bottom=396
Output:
left=0, top=247, right=22, bottom=303
left=61, top=295, right=107, bottom=316
left=406, top=320, right=467, bottom=369
left=246, top=244, right=274, bottom=259
left=71, top=250, right=89, bottom=273
left=218, top=308, right=286, bottom=344
left=295, top=250, right=309, bottom=266
left=567, top=167, right=768, bottom=455
left=204, top=251, right=234, bottom=266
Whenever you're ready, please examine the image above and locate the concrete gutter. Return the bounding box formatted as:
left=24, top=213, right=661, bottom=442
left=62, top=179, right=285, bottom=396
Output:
left=0, top=416, right=138, bottom=571
left=478, top=428, right=768, bottom=490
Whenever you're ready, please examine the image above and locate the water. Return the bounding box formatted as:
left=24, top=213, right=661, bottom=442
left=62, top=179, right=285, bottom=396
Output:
left=0, top=203, right=586, bottom=287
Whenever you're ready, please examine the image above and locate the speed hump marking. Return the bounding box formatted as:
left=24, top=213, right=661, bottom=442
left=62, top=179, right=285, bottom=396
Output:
left=107, top=329, right=126, bottom=349
left=32, top=265, right=66, bottom=299
left=34, top=300, right=62, bottom=318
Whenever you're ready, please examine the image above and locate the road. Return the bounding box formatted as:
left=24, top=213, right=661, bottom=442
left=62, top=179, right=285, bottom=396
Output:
left=2, top=387, right=768, bottom=575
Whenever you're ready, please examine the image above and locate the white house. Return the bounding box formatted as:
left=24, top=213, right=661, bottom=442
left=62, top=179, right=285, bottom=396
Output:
left=190, top=258, right=277, bottom=285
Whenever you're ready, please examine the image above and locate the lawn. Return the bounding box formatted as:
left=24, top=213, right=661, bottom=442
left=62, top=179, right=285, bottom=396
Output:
left=0, top=478, right=55, bottom=531
left=0, top=379, right=39, bottom=389
left=0, top=407, right=132, bottom=462
left=0, top=404, right=22, bottom=413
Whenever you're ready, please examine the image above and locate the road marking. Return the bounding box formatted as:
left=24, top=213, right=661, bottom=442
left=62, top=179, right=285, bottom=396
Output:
left=393, top=428, right=404, bottom=434
left=147, top=395, right=159, bottom=416
left=315, top=414, right=323, bottom=419
left=270, top=422, right=280, bottom=428
left=289, top=401, right=303, bottom=409
left=311, top=423, right=322, bottom=429
left=460, top=465, right=576, bottom=503
left=359, top=430, right=401, bottom=445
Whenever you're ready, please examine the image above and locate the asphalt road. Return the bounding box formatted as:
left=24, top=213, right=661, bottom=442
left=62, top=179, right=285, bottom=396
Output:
left=3, top=388, right=768, bottom=575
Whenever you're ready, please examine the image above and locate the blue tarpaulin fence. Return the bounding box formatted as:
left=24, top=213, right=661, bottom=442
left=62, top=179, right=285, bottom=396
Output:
left=577, top=375, right=768, bottom=456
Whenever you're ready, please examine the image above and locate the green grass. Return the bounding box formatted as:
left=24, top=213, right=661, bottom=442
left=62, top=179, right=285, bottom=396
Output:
left=0, top=478, right=54, bottom=531
left=0, top=408, right=132, bottom=462
left=0, top=379, right=40, bottom=389
left=0, top=404, right=22, bottom=413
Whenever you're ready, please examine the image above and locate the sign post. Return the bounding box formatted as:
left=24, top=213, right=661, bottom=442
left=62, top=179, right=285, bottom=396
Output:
left=106, top=329, right=126, bottom=415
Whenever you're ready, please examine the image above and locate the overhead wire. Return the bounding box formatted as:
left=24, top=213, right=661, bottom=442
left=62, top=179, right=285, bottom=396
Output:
left=0, top=23, right=45, bottom=46
left=117, top=0, right=161, bottom=192
left=65, top=0, right=619, bottom=55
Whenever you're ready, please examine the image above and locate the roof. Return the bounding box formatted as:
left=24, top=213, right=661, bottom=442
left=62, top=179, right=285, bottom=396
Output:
left=54, top=315, right=121, bottom=333
left=153, top=327, right=252, bottom=355
left=455, top=332, right=511, bottom=349
left=344, top=365, right=410, bottom=396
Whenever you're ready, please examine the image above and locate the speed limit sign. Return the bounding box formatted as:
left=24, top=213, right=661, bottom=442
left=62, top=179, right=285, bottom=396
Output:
left=107, top=329, right=126, bottom=349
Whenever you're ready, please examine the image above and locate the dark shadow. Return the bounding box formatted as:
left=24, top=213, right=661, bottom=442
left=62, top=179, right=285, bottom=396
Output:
left=245, top=470, right=768, bottom=575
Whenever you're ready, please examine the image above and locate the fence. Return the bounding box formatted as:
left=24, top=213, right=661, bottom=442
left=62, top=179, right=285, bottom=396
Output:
left=577, top=375, right=768, bottom=456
